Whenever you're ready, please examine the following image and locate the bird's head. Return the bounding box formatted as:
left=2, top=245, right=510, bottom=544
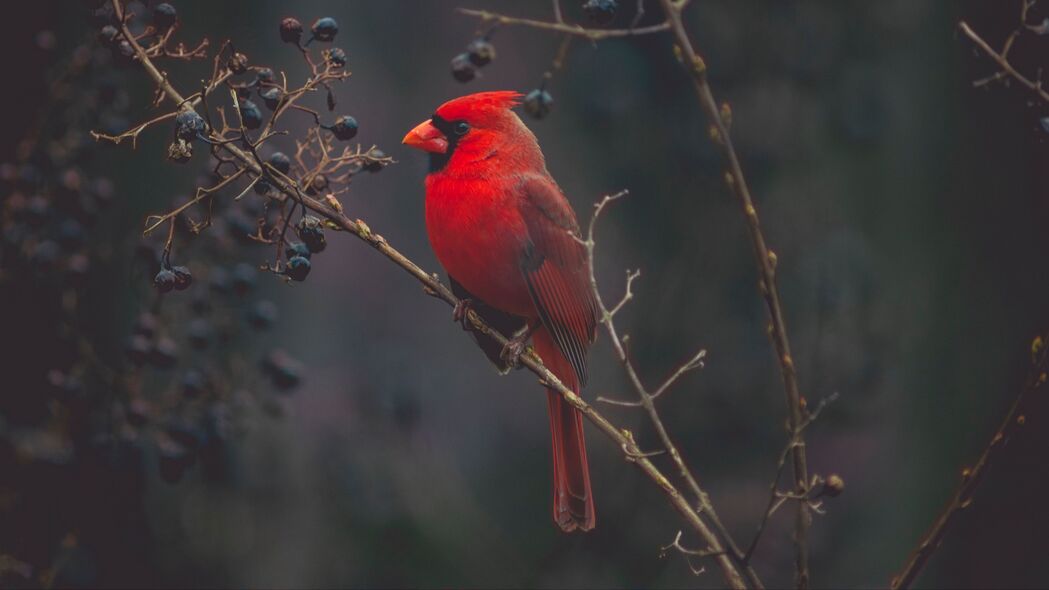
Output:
left=403, top=91, right=540, bottom=173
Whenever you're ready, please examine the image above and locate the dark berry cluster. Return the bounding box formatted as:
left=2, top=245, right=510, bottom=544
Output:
left=0, top=2, right=408, bottom=583
left=154, top=263, right=192, bottom=293
left=278, top=215, right=330, bottom=282
left=0, top=7, right=313, bottom=582
left=450, top=36, right=496, bottom=83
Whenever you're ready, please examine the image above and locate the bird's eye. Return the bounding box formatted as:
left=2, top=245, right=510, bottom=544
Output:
left=454, top=121, right=470, bottom=136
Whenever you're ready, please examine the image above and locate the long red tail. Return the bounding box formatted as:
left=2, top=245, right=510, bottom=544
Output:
left=533, top=327, right=595, bottom=532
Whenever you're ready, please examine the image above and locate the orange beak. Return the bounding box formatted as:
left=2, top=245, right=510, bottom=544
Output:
left=402, top=119, right=448, bottom=154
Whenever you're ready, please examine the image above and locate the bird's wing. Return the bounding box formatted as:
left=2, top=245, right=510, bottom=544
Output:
left=516, top=174, right=598, bottom=386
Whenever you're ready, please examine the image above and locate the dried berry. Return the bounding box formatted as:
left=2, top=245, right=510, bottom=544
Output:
left=239, top=99, right=263, bottom=130
left=154, top=268, right=178, bottom=293
left=57, top=219, right=85, bottom=249
left=175, top=109, right=206, bottom=141
left=66, top=253, right=90, bottom=283
left=285, top=241, right=311, bottom=260
left=126, top=335, right=152, bottom=365
left=280, top=17, right=303, bottom=44
left=268, top=151, right=291, bottom=175
left=99, top=25, right=119, bottom=47
left=364, top=148, right=386, bottom=172
left=181, top=369, right=206, bottom=397
left=582, top=0, right=617, bottom=25
left=308, top=174, right=328, bottom=195
left=135, top=312, right=159, bottom=337
left=325, top=47, right=347, bottom=67
left=151, top=337, right=179, bottom=368
left=190, top=291, right=211, bottom=315
left=227, top=52, right=249, bottom=75
left=32, top=240, right=60, bottom=267
left=328, top=115, right=358, bottom=140
left=115, top=40, right=135, bottom=60
left=157, top=439, right=194, bottom=483
left=311, top=17, right=339, bottom=42
left=296, top=215, right=327, bottom=253
left=254, top=179, right=271, bottom=195
left=523, top=89, right=554, bottom=119
left=260, top=86, right=282, bottom=110
left=262, top=350, right=304, bottom=391
left=466, top=39, right=496, bottom=66
left=208, top=267, right=230, bottom=293
left=187, top=318, right=212, bottom=350
left=126, top=399, right=150, bottom=426
left=153, top=3, right=178, bottom=30
left=247, top=300, right=279, bottom=329
left=285, top=255, right=311, bottom=281
left=450, top=53, right=477, bottom=83
left=171, top=265, right=193, bottom=291
left=231, top=263, right=256, bottom=295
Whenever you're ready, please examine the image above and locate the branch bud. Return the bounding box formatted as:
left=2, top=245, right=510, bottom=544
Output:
left=820, top=474, right=844, bottom=498
left=323, top=193, right=343, bottom=214
left=719, top=102, right=732, bottom=128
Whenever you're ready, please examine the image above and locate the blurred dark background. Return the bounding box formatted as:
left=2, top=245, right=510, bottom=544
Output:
left=2, top=0, right=1049, bottom=588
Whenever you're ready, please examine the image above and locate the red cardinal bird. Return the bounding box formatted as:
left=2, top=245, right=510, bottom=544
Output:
left=403, top=91, right=598, bottom=532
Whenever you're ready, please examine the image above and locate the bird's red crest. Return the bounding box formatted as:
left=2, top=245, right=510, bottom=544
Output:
left=434, top=91, right=523, bottom=123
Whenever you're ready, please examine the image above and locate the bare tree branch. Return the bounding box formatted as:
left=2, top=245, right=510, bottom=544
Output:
left=655, top=0, right=814, bottom=586
left=959, top=19, right=1049, bottom=104
left=577, top=191, right=763, bottom=589
left=109, top=1, right=749, bottom=587
left=458, top=8, right=670, bottom=40
left=890, top=332, right=1049, bottom=589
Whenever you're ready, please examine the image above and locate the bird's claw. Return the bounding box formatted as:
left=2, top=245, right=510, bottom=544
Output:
left=452, top=298, right=474, bottom=331
left=500, top=335, right=529, bottom=368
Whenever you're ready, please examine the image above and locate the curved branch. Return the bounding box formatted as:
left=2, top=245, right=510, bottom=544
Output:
left=958, top=20, right=1049, bottom=104
left=110, top=1, right=747, bottom=587
left=656, top=0, right=813, bottom=587
left=890, top=333, right=1049, bottom=589
left=579, top=191, right=762, bottom=589
left=458, top=8, right=670, bottom=40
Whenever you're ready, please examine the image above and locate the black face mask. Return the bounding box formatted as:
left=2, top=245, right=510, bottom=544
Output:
left=428, top=114, right=470, bottom=173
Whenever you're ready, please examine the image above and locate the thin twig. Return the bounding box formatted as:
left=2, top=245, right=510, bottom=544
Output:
left=458, top=8, right=670, bottom=40
left=744, top=393, right=838, bottom=563
left=630, top=0, right=648, bottom=30
left=959, top=20, right=1049, bottom=105
left=656, top=0, right=813, bottom=586
left=578, top=191, right=762, bottom=589
left=661, top=530, right=722, bottom=575
left=890, top=333, right=1049, bottom=589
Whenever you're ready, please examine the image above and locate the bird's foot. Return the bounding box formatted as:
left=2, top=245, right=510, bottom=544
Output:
left=501, top=338, right=528, bottom=369
left=452, top=298, right=474, bottom=331
left=500, top=323, right=537, bottom=368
